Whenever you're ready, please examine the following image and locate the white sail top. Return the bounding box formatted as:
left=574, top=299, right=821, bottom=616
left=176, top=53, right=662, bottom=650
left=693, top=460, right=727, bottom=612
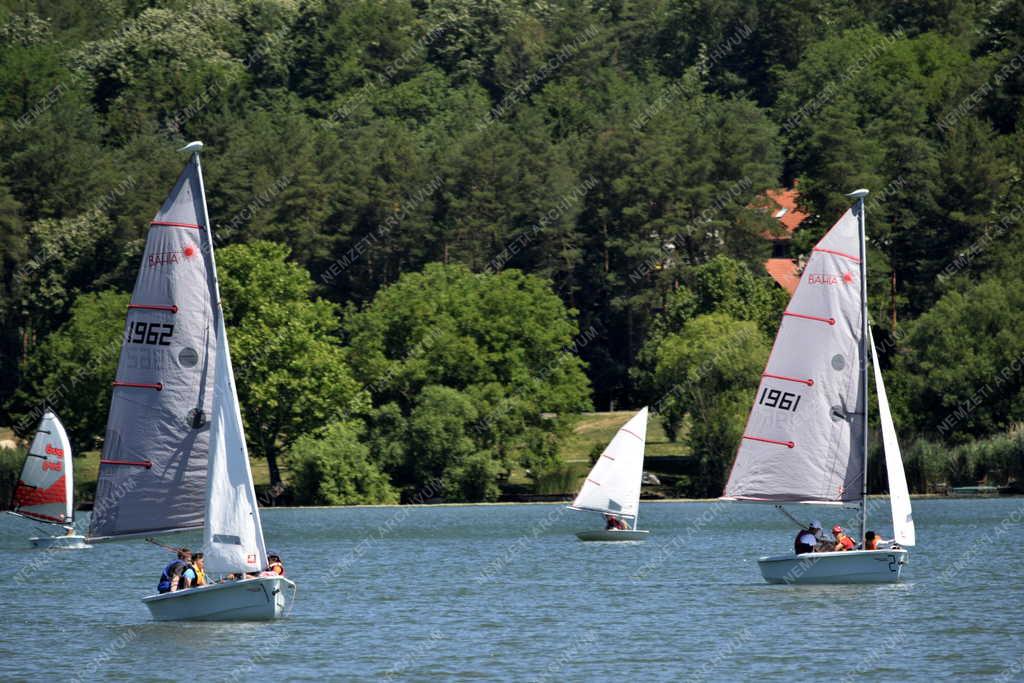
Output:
left=12, top=411, right=74, bottom=525
left=202, top=313, right=269, bottom=575
left=723, top=207, right=866, bottom=504
left=870, top=330, right=915, bottom=546
left=571, top=407, right=648, bottom=518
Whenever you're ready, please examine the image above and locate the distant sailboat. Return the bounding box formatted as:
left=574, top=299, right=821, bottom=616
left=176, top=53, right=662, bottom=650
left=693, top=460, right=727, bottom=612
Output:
left=8, top=411, right=89, bottom=549
left=87, top=141, right=295, bottom=619
left=570, top=407, right=650, bottom=541
left=722, top=189, right=915, bottom=584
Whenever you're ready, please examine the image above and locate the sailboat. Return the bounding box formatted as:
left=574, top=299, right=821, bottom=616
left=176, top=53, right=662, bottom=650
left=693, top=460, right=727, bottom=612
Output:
left=87, top=141, right=295, bottom=619
left=8, top=411, right=90, bottom=549
left=569, top=407, right=650, bottom=541
left=722, top=189, right=916, bottom=584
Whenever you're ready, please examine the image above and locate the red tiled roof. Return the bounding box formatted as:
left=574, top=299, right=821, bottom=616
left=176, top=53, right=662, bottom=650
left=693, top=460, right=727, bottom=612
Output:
left=765, top=258, right=800, bottom=295
left=764, top=187, right=809, bottom=237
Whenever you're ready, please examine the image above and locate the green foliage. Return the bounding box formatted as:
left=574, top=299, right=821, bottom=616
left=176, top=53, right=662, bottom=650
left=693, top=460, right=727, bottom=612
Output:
left=0, top=445, right=25, bottom=511
left=218, top=241, right=370, bottom=486
left=6, top=290, right=126, bottom=450
left=287, top=421, right=398, bottom=505
left=649, top=313, right=770, bottom=496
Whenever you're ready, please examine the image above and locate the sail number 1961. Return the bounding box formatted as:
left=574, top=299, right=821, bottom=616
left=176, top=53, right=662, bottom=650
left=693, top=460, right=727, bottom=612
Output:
left=127, top=321, right=174, bottom=346
left=758, top=387, right=801, bottom=412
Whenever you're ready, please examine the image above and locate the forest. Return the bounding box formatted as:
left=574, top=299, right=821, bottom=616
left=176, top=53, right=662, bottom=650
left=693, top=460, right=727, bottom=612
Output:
left=1, top=0, right=1023, bottom=504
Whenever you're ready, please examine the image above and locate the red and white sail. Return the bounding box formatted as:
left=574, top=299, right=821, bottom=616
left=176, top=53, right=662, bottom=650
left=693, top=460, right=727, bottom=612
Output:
left=723, top=208, right=866, bottom=504
left=11, top=411, right=74, bottom=525
left=571, top=407, right=648, bottom=518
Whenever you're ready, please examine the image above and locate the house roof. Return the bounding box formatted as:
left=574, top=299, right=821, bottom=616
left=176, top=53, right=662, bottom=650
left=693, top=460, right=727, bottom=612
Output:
left=764, top=258, right=800, bottom=295
left=763, top=187, right=809, bottom=237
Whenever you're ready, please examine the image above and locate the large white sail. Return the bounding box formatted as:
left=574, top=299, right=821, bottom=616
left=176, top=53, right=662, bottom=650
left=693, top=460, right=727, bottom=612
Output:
left=870, top=330, right=915, bottom=546
left=11, top=411, right=74, bottom=525
left=723, top=207, right=866, bottom=504
left=571, top=407, right=648, bottom=518
left=202, top=313, right=268, bottom=576
left=88, top=156, right=216, bottom=541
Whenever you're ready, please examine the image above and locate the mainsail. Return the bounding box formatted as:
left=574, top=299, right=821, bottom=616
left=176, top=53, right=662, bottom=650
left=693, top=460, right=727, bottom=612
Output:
left=870, top=330, right=915, bottom=546
left=11, top=411, right=74, bottom=525
left=723, top=206, right=866, bottom=504
left=88, top=159, right=217, bottom=541
left=571, top=407, right=648, bottom=518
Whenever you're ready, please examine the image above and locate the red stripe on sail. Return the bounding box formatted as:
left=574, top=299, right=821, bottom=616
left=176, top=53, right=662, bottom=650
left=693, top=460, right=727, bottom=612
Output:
left=742, top=435, right=795, bottom=448
left=12, top=476, right=66, bottom=509
left=813, top=247, right=860, bottom=263
left=601, top=454, right=616, bottom=461
left=620, top=428, right=644, bottom=441
left=762, top=373, right=814, bottom=386
left=112, top=381, right=163, bottom=390
left=783, top=311, right=835, bottom=326
left=128, top=304, right=178, bottom=313
left=150, top=221, right=201, bottom=230
left=100, top=459, right=153, bottom=468
left=587, top=478, right=601, bottom=486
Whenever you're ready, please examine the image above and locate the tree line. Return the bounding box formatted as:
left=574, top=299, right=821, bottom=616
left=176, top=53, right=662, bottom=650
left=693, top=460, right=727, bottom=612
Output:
left=2, top=0, right=1023, bottom=502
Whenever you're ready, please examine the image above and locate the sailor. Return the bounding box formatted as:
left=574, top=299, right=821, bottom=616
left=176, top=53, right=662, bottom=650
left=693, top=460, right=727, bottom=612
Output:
left=189, top=552, right=206, bottom=586
left=157, top=548, right=193, bottom=593
left=266, top=551, right=285, bottom=576
left=831, top=524, right=856, bottom=551
left=604, top=514, right=627, bottom=531
left=793, top=521, right=821, bottom=555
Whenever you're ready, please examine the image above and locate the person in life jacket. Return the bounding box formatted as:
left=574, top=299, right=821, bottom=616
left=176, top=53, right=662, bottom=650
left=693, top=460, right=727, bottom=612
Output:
left=190, top=552, right=206, bottom=587
left=863, top=530, right=894, bottom=550
left=831, top=525, right=856, bottom=551
left=604, top=514, right=627, bottom=531
left=266, top=551, right=285, bottom=576
left=794, top=520, right=822, bottom=555
left=157, top=548, right=193, bottom=593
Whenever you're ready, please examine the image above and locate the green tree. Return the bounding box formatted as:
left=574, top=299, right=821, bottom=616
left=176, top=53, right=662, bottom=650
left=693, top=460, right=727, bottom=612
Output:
left=288, top=421, right=398, bottom=505
left=650, top=313, right=769, bottom=496
left=218, top=241, right=369, bottom=488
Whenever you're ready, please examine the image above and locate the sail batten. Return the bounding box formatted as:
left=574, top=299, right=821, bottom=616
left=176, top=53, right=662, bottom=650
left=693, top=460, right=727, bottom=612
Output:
left=724, top=208, right=866, bottom=504
left=571, top=408, right=648, bottom=517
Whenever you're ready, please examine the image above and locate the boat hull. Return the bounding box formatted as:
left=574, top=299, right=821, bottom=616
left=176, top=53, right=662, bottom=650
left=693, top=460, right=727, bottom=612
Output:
left=142, top=576, right=295, bottom=621
left=576, top=529, right=650, bottom=542
left=30, top=534, right=91, bottom=549
left=758, top=549, right=908, bottom=584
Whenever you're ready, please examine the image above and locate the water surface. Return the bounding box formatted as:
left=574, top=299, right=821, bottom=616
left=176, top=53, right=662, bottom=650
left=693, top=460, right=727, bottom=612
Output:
left=1, top=498, right=1022, bottom=681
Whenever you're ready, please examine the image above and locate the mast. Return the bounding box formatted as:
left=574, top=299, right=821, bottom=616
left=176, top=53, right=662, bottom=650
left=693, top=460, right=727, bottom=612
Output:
left=848, top=188, right=870, bottom=545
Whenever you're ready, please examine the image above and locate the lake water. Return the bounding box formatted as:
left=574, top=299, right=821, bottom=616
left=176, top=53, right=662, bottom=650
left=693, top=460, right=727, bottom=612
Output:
left=1, top=498, right=1022, bottom=681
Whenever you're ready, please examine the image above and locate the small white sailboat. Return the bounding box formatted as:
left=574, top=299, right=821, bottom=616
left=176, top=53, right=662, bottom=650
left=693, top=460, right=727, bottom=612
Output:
left=87, top=141, right=295, bottom=619
left=569, top=407, right=650, bottom=541
left=8, top=411, right=90, bottom=549
left=722, top=189, right=916, bottom=584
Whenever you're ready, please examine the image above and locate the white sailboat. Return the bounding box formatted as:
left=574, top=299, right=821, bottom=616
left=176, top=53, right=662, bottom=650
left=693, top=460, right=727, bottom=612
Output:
left=722, top=189, right=915, bottom=584
left=8, top=411, right=90, bottom=549
left=569, top=407, right=650, bottom=541
left=87, top=141, right=295, bottom=619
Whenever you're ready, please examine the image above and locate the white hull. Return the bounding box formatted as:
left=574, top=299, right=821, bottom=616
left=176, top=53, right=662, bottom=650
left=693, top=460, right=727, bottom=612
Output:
left=758, top=549, right=908, bottom=584
left=142, top=576, right=295, bottom=621
left=30, top=534, right=91, bottom=549
left=576, top=529, right=650, bottom=542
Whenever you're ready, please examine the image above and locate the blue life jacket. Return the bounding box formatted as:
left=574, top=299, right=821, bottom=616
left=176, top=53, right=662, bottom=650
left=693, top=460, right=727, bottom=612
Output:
left=158, top=559, right=188, bottom=593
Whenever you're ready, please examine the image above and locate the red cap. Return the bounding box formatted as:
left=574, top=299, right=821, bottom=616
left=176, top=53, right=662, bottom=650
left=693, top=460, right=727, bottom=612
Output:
left=832, top=525, right=843, bottom=533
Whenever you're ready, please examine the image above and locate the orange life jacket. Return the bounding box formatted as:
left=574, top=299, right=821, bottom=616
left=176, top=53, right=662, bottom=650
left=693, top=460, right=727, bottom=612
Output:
left=865, top=537, right=878, bottom=550
left=267, top=561, right=285, bottom=576
left=836, top=533, right=855, bottom=550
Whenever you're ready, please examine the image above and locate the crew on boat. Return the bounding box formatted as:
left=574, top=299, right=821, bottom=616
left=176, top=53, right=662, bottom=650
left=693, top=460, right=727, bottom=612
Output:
left=157, top=548, right=193, bottom=593
left=604, top=514, right=628, bottom=531
left=189, top=552, right=206, bottom=587
left=793, top=520, right=822, bottom=554
left=831, top=524, right=856, bottom=551
left=266, top=551, right=285, bottom=575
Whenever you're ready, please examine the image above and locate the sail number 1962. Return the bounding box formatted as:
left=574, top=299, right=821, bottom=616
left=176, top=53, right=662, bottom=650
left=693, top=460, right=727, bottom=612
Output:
left=758, top=387, right=801, bottom=412
left=127, top=321, right=174, bottom=346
